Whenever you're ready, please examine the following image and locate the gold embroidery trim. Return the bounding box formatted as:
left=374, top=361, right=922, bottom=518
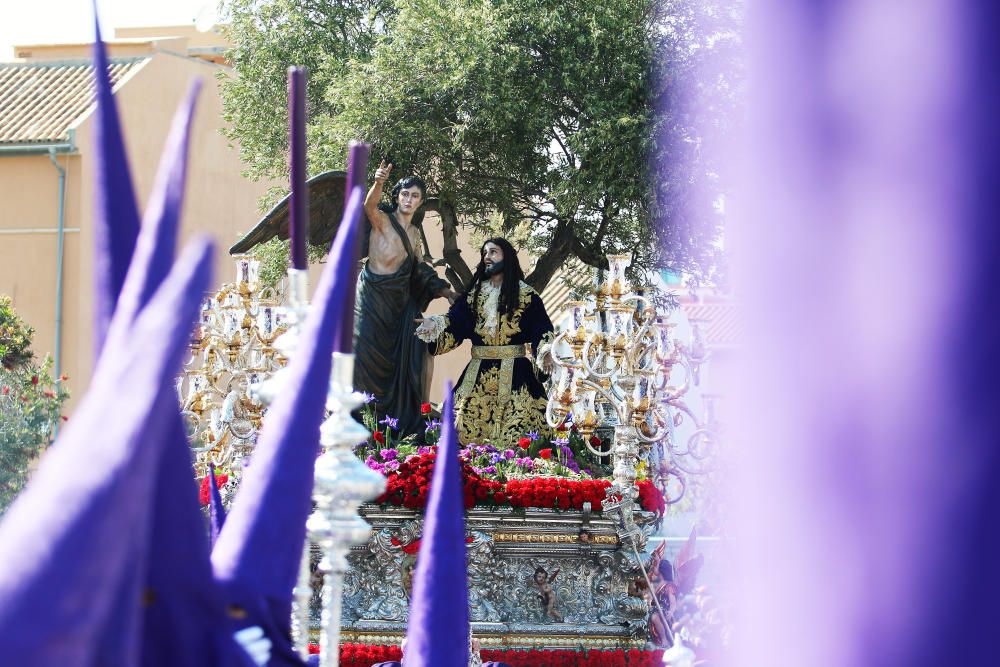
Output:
left=457, top=358, right=481, bottom=399
left=491, top=532, right=619, bottom=545
left=471, top=344, right=529, bottom=360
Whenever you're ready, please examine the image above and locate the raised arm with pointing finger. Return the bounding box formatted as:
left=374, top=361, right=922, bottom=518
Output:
left=352, top=162, right=456, bottom=437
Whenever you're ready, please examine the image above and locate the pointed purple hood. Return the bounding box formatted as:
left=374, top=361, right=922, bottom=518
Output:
left=209, top=463, right=228, bottom=548
left=126, top=81, right=255, bottom=667
left=91, top=12, right=141, bottom=355
left=211, top=186, right=364, bottom=663
left=403, top=384, right=469, bottom=667
left=0, top=239, right=214, bottom=665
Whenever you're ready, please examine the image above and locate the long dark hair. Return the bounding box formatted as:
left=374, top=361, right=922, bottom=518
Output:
left=467, top=237, right=524, bottom=318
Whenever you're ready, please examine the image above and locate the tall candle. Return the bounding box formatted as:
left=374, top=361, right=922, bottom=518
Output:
left=288, top=66, right=308, bottom=270
left=336, top=141, right=370, bottom=353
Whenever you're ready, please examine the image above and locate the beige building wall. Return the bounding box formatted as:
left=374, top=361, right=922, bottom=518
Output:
left=1, top=47, right=277, bottom=412
left=0, top=151, right=83, bottom=390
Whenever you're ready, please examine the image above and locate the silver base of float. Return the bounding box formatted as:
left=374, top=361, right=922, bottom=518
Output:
left=301, top=503, right=661, bottom=650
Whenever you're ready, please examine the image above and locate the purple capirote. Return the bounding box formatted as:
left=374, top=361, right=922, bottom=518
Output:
left=90, top=11, right=140, bottom=357
left=723, top=1, right=1000, bottom=666
left=0, top=237, right=213, bottom=665
left=402, top=383, right=470, bottom=667
left=208, top=463, right=228, bottom=548
left=211, top=186, right=364, bottom=666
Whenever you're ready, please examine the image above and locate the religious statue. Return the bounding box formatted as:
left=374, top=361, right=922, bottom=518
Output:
left=415, top=237, right=553, bottom=446
left=530, top=566, right=563, bottom=622
left=356, top=162, right=457, bottom=436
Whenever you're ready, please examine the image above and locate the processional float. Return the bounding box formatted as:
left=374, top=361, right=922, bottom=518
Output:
left=177, top=69, right=720, bottom=662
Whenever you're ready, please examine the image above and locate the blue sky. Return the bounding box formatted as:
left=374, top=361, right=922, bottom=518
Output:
left=0, top=0, right=219, bottom=59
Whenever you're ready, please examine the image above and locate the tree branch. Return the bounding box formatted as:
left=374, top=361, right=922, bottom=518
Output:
left=525, top=221, right=575, bottom=292
left=421, top=198, right=474, bottom=290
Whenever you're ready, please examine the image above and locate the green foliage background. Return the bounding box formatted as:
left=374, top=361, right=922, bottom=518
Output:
left=0, top=296, right=69, bottom=513
left=220, top=0, right=741, bottom=289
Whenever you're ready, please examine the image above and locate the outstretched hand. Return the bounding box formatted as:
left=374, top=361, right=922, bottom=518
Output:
left=374, top=159, right=393, bottom=184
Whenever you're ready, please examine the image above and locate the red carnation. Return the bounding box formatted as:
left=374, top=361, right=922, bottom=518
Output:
left=421, top=402, right=432, bottom=414
left=493, top=491, right=507, bottom=505
left=373, top=431, right=385, bottom=444
left=538, top=448, right=552, bottom=459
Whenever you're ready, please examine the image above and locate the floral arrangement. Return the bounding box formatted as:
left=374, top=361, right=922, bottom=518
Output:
left=372, top=446, right=664, bottom=516
left=356, top=398, right=665, bottom=516
left=324, top=643, right=666, bottom=667
left=198, top=471, right=230, bottom=506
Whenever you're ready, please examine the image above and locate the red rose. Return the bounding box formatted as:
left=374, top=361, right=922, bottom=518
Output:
left=517, top=436, right=531, bottom=449
left=31, top=375, right=38, bottom=386
left=590, top=434, right=602, bottom=447
left=421, top=402, right=432, bottom=414
left=373, top=431, right=385, bottom=444
left=538, top=448, right=552, bottom=459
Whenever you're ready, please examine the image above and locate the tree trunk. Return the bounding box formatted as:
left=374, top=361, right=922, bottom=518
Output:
left=525, top=221, right=576, bottom=293
left=426, top=199, right=474, bottom=291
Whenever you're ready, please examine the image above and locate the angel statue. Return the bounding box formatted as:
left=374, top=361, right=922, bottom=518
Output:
left=531, top=566, right=563, bottom=622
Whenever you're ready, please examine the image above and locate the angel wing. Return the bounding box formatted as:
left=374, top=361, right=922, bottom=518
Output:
left=228, top=169, right=433, bottom=258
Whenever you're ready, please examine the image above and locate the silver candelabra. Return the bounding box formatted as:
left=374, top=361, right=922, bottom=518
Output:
left=545, top=253, right=718, bottom=544
left=178, top=256, right=287, bottom=482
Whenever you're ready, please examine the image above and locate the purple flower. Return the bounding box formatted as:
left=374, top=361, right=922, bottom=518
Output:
left=380, top=448, right=399, bottom=461
left=364, top=455, right=386, bottom=475
left=503, top=449, right=516, bottom=460
left=362, top=392, right=376, bottom=404
left=490, top=452, right=503, bottom=463
left=425, top=418, right=441, bottom=432
left=384, top=460, right=400, bottom=472
left=484, top=465, right=497, bottom=475
left=417, top=446, right=432, bottom=455
left=515, top=457, right=534, bottom=470
left=560, top=445, right=573, bottom=459
left=554, top=436, right=569, bottom=447
left=527, top=431, right=540, bottom=441
left=380, top=415, right=399, bottom=430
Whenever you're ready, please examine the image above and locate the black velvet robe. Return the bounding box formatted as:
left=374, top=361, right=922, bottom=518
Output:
left=352, top=214, right=448, bottom=437
left=429, top=281, right=554, bottom=446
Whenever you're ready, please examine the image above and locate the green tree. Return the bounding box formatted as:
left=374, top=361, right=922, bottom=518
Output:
left=0, top=296, right=69, bottom=513
left=221, top=0, right=738, bottom=290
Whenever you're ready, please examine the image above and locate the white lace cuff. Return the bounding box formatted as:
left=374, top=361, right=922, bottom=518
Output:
left=415, top=314, right=447, bottom=342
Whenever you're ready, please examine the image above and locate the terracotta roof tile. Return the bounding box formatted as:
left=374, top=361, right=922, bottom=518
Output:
left=0, top=58, right=147, bottom=145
